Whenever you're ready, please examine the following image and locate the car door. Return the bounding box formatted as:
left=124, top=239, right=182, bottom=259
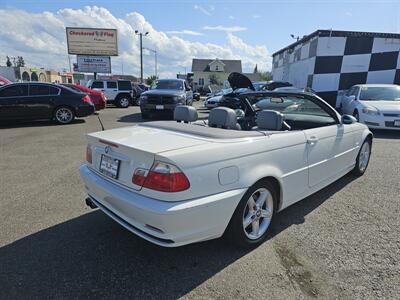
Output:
left=290, top=98, right=355, bottom=187
left=0, top=84, right=29, bottom=120
left=105, top=81, right=118, bottom=101
left=24, top=84, right=56, bottom=118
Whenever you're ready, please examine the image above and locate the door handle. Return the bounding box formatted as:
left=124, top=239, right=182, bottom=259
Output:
left=307, top=136, right=319, bottom=144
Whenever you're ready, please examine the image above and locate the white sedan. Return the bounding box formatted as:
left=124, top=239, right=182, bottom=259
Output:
left=341, top=84, right=400, bottom=130
left=80, top=91, right=372, bottom=248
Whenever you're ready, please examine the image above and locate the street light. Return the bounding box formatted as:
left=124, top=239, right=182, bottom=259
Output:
left=135, top=30, right=149, bottom=83
left=143, top=47, right=157, bottom=79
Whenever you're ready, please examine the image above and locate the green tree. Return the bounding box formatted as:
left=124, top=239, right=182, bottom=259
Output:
left=146, top=75, right=157, bottom=86
left=6, top=56, right=12, bottom=67
left=16, top=56, right=25, bottom=67
left=259, top=71, right=272, bottom=81
left=208, top=74, right=220, bottom=85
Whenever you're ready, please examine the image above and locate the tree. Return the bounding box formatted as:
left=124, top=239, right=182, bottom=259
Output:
left=6, top=56, right=12, bottom=67
left=259, top=71, right=272, bottom=81
left=253, top=64, right=258, bottom=73
left=16, top=56, right=25, bottom=67
left=208, top=74, right=220, bottom=85
left=146, top=75, right=157, bottom=86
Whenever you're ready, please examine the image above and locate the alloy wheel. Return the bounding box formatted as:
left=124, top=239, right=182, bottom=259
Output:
left=55, top=107, right=73, bottom=124
left=242, top=188, right=274, bottom=240
left=359, top=142, right=370, bottom=172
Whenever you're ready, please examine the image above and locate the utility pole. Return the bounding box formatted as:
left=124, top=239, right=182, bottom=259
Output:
left=143, top=47, right=157, bottom=78
left=135, top=30, right=149, bottom=83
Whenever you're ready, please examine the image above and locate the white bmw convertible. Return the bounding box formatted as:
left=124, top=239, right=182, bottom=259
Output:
left=80, top=90, right=372, bottom=247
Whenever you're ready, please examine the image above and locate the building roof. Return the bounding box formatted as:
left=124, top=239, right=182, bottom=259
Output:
left=191, top=58, right=242, bottom=73
left=273, top=29, right=400, bottom=57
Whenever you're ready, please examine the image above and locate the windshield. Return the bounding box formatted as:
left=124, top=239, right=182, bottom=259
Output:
left=359, top=86, right=400, bottom=101
left=151, top=80, right=183, bottom=90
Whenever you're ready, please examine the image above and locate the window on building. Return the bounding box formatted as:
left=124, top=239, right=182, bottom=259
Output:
left=199, top=78, right=205, bottom=86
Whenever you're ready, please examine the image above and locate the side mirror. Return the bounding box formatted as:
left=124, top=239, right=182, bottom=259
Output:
left=348, top=95, right=356, bottom=101
left=341, top=114, right=357, bottom=124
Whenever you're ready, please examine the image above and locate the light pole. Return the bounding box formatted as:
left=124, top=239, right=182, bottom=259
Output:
left=135, top=30, right=149, bottom=83
left=143, top=47, right=157, bottom=78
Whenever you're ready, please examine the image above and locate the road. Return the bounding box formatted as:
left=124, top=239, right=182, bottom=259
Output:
left=0, top=102, right=399, bottom=299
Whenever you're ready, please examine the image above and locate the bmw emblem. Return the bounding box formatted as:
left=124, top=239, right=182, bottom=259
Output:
left=105, top=146, right=111, bottom=154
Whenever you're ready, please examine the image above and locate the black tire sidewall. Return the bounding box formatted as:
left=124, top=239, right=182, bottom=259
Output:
left=226, top=180, right=277, bottom=248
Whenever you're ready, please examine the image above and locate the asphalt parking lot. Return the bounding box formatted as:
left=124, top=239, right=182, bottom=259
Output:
left=1, top=101, right=399, bottom=299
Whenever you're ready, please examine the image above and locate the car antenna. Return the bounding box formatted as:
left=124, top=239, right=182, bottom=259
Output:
left=97, top=114, right=105, bottom=131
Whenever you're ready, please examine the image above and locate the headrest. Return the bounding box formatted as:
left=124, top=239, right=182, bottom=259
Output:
left=208, top=107, right=239, bottom=129
left=174, top=105, right=198, bottom=123
left=256, top=110, right=285, bottom=130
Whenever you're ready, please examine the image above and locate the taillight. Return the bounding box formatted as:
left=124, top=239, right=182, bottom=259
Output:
left=82, top=95, right=92, bottom=104
left=132, top=161, right=190, bottom=192
left=86, top=145, right=92, bottom=164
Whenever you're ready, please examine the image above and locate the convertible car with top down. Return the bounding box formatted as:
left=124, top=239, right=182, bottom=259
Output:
left=80, top=90, right=372, bottom=248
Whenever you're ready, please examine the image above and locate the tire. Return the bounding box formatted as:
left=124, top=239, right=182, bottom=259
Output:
left=353, top=110, right=359, bottom=122
left=352, top=138, right=372, bottom=176
left=54, top=106, right=75, bottom=124
left=116, top=95, right=131, bottom=108
left=225, top=180, right=277, bottom=248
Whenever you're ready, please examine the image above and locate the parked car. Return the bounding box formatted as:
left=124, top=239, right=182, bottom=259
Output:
left=87, top=79, right=134, bottom=108
left=193, top=92, right=201, bottom=101
left=138, top=83, right=149, bottom=91
left=132, top=83, right=144, bottom=100
left=61, top=84, right=106, bottom=110
left=341, top=84, right=400, bottom=130
left=259, top=81, right=293, bottom=91
left=204, top=88, right=233, bottom=109
left=217, top=72, right=256, bottom=109
left=80, top=90, right=372, bottom=248
left=0, top=75, right=11, bottom=86
left=139, top=79, right=193, bottom=119
left=0, top=82, right=94, bottom=124
left=273, top=86, right=316, bottom=94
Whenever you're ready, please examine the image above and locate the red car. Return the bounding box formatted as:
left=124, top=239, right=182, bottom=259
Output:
left=62, top=84, right=106, bottom=110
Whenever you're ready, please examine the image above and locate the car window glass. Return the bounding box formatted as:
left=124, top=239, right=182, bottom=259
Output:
left=106, top=81, right=117, bottom=89
left=118, top=81, right=132, bottom=90
left=49, top=86, right=60, bottom=95
left=30, top=84, right=49, bottom=96
left=359, top=86, right=400, bottom=101
left=0, top=84, right=28, bottom=97
left=91, top=81, right=104, bottom=89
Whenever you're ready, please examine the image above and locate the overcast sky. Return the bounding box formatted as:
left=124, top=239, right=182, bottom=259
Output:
left=1, top=0, right=399, bottom=78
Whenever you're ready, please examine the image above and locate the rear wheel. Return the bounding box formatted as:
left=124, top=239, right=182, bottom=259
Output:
left=116, top=95, right=131, bottom=108
left=54, top=106, right=75, bottom=124
left=226, top=180, right=277, bottom=248
left=352, top=138, right=372, bottom=176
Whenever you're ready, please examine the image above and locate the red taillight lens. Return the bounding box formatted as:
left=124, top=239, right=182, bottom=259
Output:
left=82, top=95, right=92, bottom=104
left=86, top=145, right=92, bottom=164
left=132, top=162, right=190, bottom=192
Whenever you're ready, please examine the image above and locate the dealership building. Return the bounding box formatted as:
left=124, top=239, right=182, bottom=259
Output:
left=272, top=29, right=400, bottom=107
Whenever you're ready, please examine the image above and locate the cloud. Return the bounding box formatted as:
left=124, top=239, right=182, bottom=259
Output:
left=229, top=15, right=235, bottom=20
left=166, top=30, right=204, bottom=36
left=194, top=4, right=212, bottom=16
left=0, top=6, right=271, bottom=77
left=203, top=25, right=247, bottom=33
left=345, top=11, right=352, bottom=17
left=253, top=15, right=261, bottom=19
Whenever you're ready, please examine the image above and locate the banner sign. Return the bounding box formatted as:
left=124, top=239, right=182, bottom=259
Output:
left=76, top=56, right=111, bottom=73
left=66, top=27, right=118, bottom=56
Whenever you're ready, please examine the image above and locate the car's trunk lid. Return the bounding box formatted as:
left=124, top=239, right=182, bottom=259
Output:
left=87, top=125, right=207, bottom=190
left=228, top=72, right=255, bottom=91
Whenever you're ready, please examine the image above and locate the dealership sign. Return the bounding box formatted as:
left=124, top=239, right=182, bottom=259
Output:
left=76, top=56, right=111, bottom=73
left=66, top=27, right=118, bottom=56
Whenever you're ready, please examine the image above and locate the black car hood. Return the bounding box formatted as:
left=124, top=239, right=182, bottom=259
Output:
left=228, top=72, right=255, bottom=91
left=143, top=89, right=185, bottom=97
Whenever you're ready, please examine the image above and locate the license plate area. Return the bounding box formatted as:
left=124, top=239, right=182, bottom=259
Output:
left=100, top=155, right=120, bottom=179
left=156, top=105, right=164, bottom=110
left=394, top=120, right=400, bottom=127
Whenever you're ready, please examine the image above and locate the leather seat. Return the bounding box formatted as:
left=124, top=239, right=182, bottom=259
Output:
left=256, top=110, right=291, bottom=131
left=208, top=107, right=241, bottom=130
left=174, top=105, right=198, bottom=123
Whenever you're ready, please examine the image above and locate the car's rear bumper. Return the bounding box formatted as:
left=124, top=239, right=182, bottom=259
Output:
left=76, top=104, right=95, bottom=117
left=79, top=164, right=246, bottom=247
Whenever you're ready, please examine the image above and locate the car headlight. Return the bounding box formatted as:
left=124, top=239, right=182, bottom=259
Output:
left=173, top=95, right=185, bottom=101
left=362, top=106, right=380, bottom=115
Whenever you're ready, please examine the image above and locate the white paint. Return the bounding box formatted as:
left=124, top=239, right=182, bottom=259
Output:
left=372, top=38, right=400, bottom=53
left=341, top=53, right=371, bottom=73
left=316, top=37, right=347, bottom=56
left=312, top=73, right=340, bottom=92
left=367, top=70, right=396, bottom=84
